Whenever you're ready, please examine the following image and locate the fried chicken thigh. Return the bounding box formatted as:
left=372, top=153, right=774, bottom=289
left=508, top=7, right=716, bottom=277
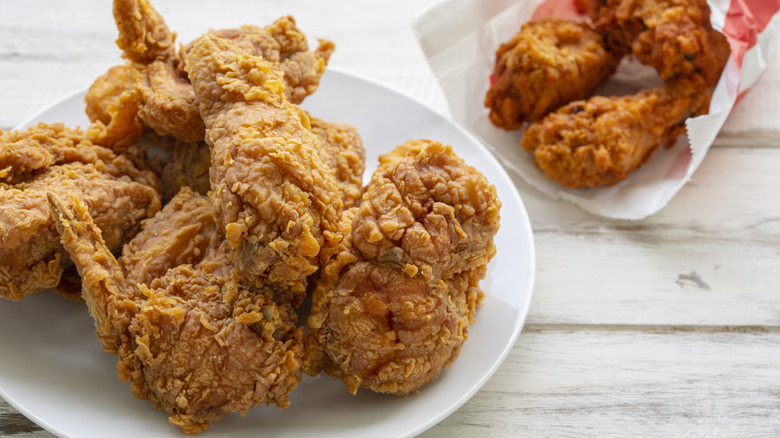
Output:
left=521, top=74, right=711, bottom=188
left=48, top=188, right=304, bottom=434
left=0, top=123, right=160, bottom=301
left=186, top=34, right=343, bottom=295
left=485, top=18, right=622, bottom=130
left=578, top=0, right=730, bottom=86
left=306, top=140, right=501, bottom=395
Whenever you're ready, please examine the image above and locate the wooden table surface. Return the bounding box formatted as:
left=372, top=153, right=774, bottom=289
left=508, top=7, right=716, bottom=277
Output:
left=2, top=0, right=779, bottom=437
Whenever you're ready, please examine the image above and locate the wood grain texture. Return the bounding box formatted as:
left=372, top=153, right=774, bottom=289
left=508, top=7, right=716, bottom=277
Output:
left=421, top=330, right=780, bottom=438
left=2, top=0, right=780, bottom=436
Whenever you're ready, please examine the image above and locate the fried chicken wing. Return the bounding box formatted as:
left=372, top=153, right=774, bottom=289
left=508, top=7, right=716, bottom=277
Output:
left=0, top=123, right=160, bottom=301
left=521, top=74, right=711, bottom=188
left=186, top=34, right=343, bottom=295
left=110, top=0, right=333, bottom=143
left=578, top=0, right=730, bottom=86
left=485, top=18, right=622, bottom=130
left=48, top=188, right=304, bottom=434
left=306, top=140, right=501, bottom=395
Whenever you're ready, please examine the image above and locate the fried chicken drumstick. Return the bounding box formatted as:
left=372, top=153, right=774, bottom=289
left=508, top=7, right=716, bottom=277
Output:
left=577, top=0, right=730, bottom=87
left=306, top=140, right=501, bottom=395
left=186, top=34, right=343, bottom=295
left=48, top=188, right=304, bottom=434
left=521, top=74, right=711, bottom=188
left=485, top=18, right=622, bottom=130
left=0, top=123, right=160, bottom=301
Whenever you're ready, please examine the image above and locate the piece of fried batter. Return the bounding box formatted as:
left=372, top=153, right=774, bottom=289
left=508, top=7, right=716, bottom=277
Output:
left=521, top=74, right=711, bottom=188
left=0, top=123, right=160, bottom=301
left=48, top=188, right=304, bottom=434
left=306, top=140, right=501, bottom=395
left=485, top=18, right=622, bottom=130
left=578, top=0, right=730, bottom=87
left=186, top=33, right=343, bottom=295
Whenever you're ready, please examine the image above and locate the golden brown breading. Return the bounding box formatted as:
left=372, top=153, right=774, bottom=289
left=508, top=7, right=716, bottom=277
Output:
left=521, top=74, right=711, bottom=188
left=110, top=0, right=334, bottom=143
left=154, top=137, right=212, bottom=203
left=48, top=188, right=304, bottom=434
left=0, top=123, right=160, bottom=301
left=148, top=116, right=364, bottom=206
left=578, top=0, right=730, bottom=86
left=207, top=19, right=335, bottom=106
left=113, top=0, right=176, bottom=64
left=306, top=140, right=501, bottom=395
left=84, top=63, right=145, bottom=150
left=485, top=18, right=622, bottom=130
left=186, top=33, right=343, bottom=295
left=310, top=116, right=366, bottom=209
left=113, top=0, right=202, bottom=142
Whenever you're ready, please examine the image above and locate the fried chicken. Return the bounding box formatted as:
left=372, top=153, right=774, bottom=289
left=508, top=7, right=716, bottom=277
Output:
left=206, top=22, right=335, bottom=106
left=306, top=140, right=501, bottom=395
left=147, top=117, right=365, bottom=207
left=48, top=188, right=304, bottom=434
left=84, top=63, right=145, bottom=150
left=186, top=33, right=343, bottom=295
left=150, top=135, right=212, bottom=203
left=110, top=0, right=333, bottom=143
left=310, top=116, right=366, bottom=209
left=521, top=74, right=711, bottom=188
left=0, top=123, right=161, bottom=301
left=485, top=18, right=622, bottom=130
left=578, top=0, right=730, bottom=87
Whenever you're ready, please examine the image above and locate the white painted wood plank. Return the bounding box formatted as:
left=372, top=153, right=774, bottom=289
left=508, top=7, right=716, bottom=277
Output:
left=421, top=329, right=780, bottom=437
left=517, top=146, right=780, bottom=326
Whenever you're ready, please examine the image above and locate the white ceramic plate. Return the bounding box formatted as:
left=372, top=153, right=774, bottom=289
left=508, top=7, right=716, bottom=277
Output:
left=0, top=68, right=535, bottom=438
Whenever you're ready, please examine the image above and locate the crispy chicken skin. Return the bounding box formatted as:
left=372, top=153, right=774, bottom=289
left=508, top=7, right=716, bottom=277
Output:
left=306, top=140, right=501, bottom=395
left=151, top=136, right=212, bottom=203
left=113, top=0, right=202, bottom=142
left=110, top=0, right=333, bottom=143
left=150, top=117, right=365, bottom=207
left=577, top=0, right=730, bottom=87
left=485, top=18, right=622, bottom=130
left=113, top=0, right=176, bottom=64
left=186, top=34, right=343, bottom=295
left=84, top=64, right=145, bottom=150
left=0, top=123, right=160, bottom=301
left=521, top=74, right=711, bottom=188
left=48, top=188, right=304, bottom=434
left=309, top=116, right=366, bottom=209
left=206, top=22, right=335, bottom=106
